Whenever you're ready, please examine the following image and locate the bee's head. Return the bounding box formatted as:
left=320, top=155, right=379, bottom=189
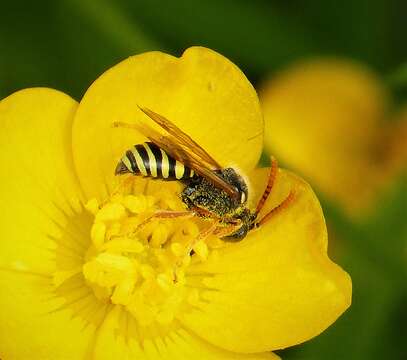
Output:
left=217, top=168, right=248, bottom=206
left=181, top=168, right=249, bottom=217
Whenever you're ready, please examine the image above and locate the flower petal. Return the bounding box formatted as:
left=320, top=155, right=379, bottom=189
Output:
left=181, top=168, right=352, bottom=353
left=0, top=88, right=93, bottom=359
left=0, top=87, right=84, bottom=273
left=260, top=59, right=388, bottom=216
left=91, top=306, right=280, bottom=360
left=72, top=47, right=263, bottom=200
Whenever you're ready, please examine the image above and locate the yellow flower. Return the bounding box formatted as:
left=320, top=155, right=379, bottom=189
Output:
left=260, top=58, right=406, bottom=218
left=0, top=47, right=351, bottom=359
left=385, top=105, right=407, bottom=176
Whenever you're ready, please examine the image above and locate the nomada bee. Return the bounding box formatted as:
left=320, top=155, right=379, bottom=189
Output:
left=114, top=107, right=295, bottom=246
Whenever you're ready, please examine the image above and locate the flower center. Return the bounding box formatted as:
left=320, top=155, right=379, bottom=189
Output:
left=81, top=180, right=224, bottom=328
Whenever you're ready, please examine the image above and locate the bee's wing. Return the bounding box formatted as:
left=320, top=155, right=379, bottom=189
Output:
left=165, top=140, right=240, bottom=199
left=132, top=108, right=240, bottom=200
left=138, top=107, right=223, bottom=169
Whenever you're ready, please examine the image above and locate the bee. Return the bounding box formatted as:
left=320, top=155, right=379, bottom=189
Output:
left=114, top=107, right=295, bottom=242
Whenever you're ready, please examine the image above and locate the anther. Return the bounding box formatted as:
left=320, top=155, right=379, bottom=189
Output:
left=81, top=178, right=225, bottom=331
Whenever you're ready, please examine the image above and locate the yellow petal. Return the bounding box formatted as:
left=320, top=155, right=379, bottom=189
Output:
left=0, top=271, right=97, bottom=360
left=260, top=58, right=388, bottom=216
left=91, top=306, right=280, bottom=360
left=181, top=168, right=352, bottom=353
left=73, top=47, right=263, bottom=200
left=0, top=88, right=84, bottom=273
left=0, top=88, right=94, bottom=359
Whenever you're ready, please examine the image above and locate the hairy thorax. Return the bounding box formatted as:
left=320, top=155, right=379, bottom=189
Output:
left=180, top=168, right=248, bottom=218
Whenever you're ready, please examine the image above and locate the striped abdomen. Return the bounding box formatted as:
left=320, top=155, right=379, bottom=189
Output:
left=115, top=142, right=196, bottom=180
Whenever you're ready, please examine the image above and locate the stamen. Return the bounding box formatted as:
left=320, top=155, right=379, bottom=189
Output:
left=193, top=240, right=209, bottom=260
left=81, top=180, right=227, bottom=335
left=90, top=222, right=106, bottom=249
left=85, top=198, right=99, bottom=215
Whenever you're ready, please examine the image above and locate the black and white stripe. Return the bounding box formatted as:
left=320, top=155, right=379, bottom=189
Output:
left=117, top=142, right=195, bottom=180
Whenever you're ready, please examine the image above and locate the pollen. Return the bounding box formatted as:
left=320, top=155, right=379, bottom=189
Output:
left=81, top=181, right=226, bottom=335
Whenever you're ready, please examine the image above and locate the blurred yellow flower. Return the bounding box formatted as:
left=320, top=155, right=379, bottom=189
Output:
left=0, top=47, right=351, bottom=359
left=385, top=106, right=407, bottom=177
left=260, top=59, right=406, bottom=218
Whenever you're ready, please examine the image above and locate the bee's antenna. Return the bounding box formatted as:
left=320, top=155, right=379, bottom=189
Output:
left=255, top=189, right=296, bottom=227
left=255, top=157, right=278, bottom=215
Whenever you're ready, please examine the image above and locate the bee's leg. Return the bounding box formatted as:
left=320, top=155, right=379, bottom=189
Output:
left=135, top=210, right=196, bottom=232
left=196, top=221, right=220, bottom=242
left=173, top=219, right=244, bottom=281
left=189, top=217, right=241, bottom=248
left=192, top=207, right=220, bottom=219
left=255, top=190, right=296, bottom=227
left=150, top=210, right=196, bottom=219
left=212, top=220, right=242, bottom=238
left=173, top=220, right=220, bottom=276
left=255, top=157, right=278, bottom=215
left=183, top=213, right=223, bottom=254
left=135, top=205, right=221, bottom=235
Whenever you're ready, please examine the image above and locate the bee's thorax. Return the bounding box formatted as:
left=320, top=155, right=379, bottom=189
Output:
left=181, top=168, right=248, bottom=218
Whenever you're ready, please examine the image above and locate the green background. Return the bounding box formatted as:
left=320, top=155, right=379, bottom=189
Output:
left=1, top=1, right=406, bottom=359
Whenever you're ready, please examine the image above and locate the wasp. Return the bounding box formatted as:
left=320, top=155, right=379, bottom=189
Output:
left=114, top=107, right=295, bottom=243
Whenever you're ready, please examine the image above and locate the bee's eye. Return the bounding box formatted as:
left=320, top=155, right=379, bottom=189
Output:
left=240, top=191, right=246, bottom=204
